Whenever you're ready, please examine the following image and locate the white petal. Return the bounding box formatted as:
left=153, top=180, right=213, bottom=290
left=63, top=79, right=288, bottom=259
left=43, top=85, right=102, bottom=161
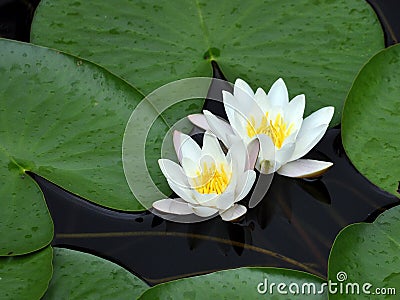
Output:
left=224, top=170, right=238, bottom=195
left=213, top=191, right=235, bottom=211
left=288, top=124, right=327, bottom=162
left=173, top=131, right=201, bottom=163
left=235, top=170, right=256, bottom=201
left=236, top=97, right=265, bottom=126
left=222, top=90, right=239, bottom=126
left=249, top=173, right=274, bottom=208
left=201, top=131, right=226, bottom=163
left=167, top=180, right=197, bottom=204
left=301, top=106, right=334, bottom=131
left=189, top=205, right=219, bottom=217
left=245, top=138, right=260, bottom=170
left=227, top=139, right=247, bottom=173
left=152, top=198, right=194, bottom=215
left=268, top=78, right=289, bottom=107
left=219, top=204, right=247, bottom=221
left=234, top=78, right=255, bottom=99
left=285, top=94, right=305, bottom=125
left=275, top=142, right=295, bottom=167
left=277, top=159, right=333, bottom=178
left=266, top=105, right=284, bottom=124
left=203, top=110, right=234, bottom=147
left=198, top=153, right=221, bottom=172
left=235, top=78, right=255, bottom=95
left=181, top=157, right=198, bottom=179
left=259, top=141, right=295, bottom=174
left=229, top=110, right=252, bottom=143
left=287, top=106, right=334, bottom=162
left=257, top=135, right=276, bottom=174
left=281, top=127, right=300, bottom=147
left=158, top=159, right=188, bottom=187
left=187, top=114, right=211, bottom=131
left=226, top=134, right=242, bottom=148
left=192, top=190, right=220, bottom=205
left=254, top=87, right=269, bottom=113
left=224, top=87, right=264, bottom=139
left=258, top=134, right=276, bottom=162
left=225, top=97, right=263, bottom=141
left=196, top=193, right=222, bottom=208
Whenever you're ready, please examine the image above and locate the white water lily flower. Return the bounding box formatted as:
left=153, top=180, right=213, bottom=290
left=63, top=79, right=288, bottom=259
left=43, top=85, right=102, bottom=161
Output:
left=188, top=78, right=334, bottom=178
left=152, top=130, right=259, bottom=221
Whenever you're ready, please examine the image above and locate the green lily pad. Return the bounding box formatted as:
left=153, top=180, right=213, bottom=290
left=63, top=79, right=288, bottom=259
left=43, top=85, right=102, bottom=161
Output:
left=0, top=246, right=53, bottom=300
left=138, top=267, right=327, bottom=299
left=0, top=38, right=145, bottom=255
left=328, top=205, right=400, bottom=299
left=31, top=0, right=384, bottom=126
left=0, top=156, right=53, bottom=256
left=342, top=45, right=400, bottom=197
left=43, top=248, right=149, bottom=300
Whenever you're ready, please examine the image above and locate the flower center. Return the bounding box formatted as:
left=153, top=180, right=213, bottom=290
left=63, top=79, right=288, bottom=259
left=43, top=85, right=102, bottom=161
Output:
left=195, top=162, right=230, bottom=194
left=246, top=113, right=293, bottom=149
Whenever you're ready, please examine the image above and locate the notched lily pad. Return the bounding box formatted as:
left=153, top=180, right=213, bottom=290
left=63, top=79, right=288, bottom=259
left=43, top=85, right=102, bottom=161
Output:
left=328, top=205, right=400, bottom=300
left=43, top=248, right=149, bottom=300
left=31, top=0, right=384, bottom=126
left=342, top=44, right=400, bottom=197
left=0, top=38, right=145, bottom=255
left=138, top=267, right=327, bottom=299
left=0, top=246, right=53, bottom=300
left=0, top=148, right=53, bottom=255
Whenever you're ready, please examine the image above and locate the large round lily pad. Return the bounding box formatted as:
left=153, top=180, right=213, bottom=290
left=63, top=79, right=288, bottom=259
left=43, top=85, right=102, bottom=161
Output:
left=0, top=246, right=53, bottom=300
left=139, top=267, right=326, bottom=299
left=31, top=0, right=384, bottom=126
left=328, top=205, right=400, bottom=299
left=342, top=44, right=400, bottom=197
left=0, top=38, right=145, bottom=255
left=43, top=248, right=149, bottom=300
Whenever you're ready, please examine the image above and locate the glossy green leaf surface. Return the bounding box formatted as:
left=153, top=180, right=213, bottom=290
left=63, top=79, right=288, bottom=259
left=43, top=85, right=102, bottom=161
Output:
left=342, top=45, right=400, bottom=197
left=328, top=205, right=400, bottom=299
left=0, top=38, right=145, bottom=255
left=0, top=156, right=53, bottom=255
left=43, top=248, right=149, bottom=300
left=139, top=267, right=327, bottom=299
left=31, top=0, right=385, bottom=126
left=0, top=246, right=53, bottom=300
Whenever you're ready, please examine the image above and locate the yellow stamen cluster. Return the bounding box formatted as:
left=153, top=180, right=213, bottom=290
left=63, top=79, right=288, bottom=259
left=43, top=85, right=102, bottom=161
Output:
left=195, top=162, right=230, bottom=194
left=246, top=113, right=293, bottom=149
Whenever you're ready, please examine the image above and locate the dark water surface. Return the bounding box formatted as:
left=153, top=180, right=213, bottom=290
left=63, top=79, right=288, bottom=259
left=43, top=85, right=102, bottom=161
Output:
left=1, top=0, right=400, bottom=285
left=32, top=125, right=398, bottom=284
